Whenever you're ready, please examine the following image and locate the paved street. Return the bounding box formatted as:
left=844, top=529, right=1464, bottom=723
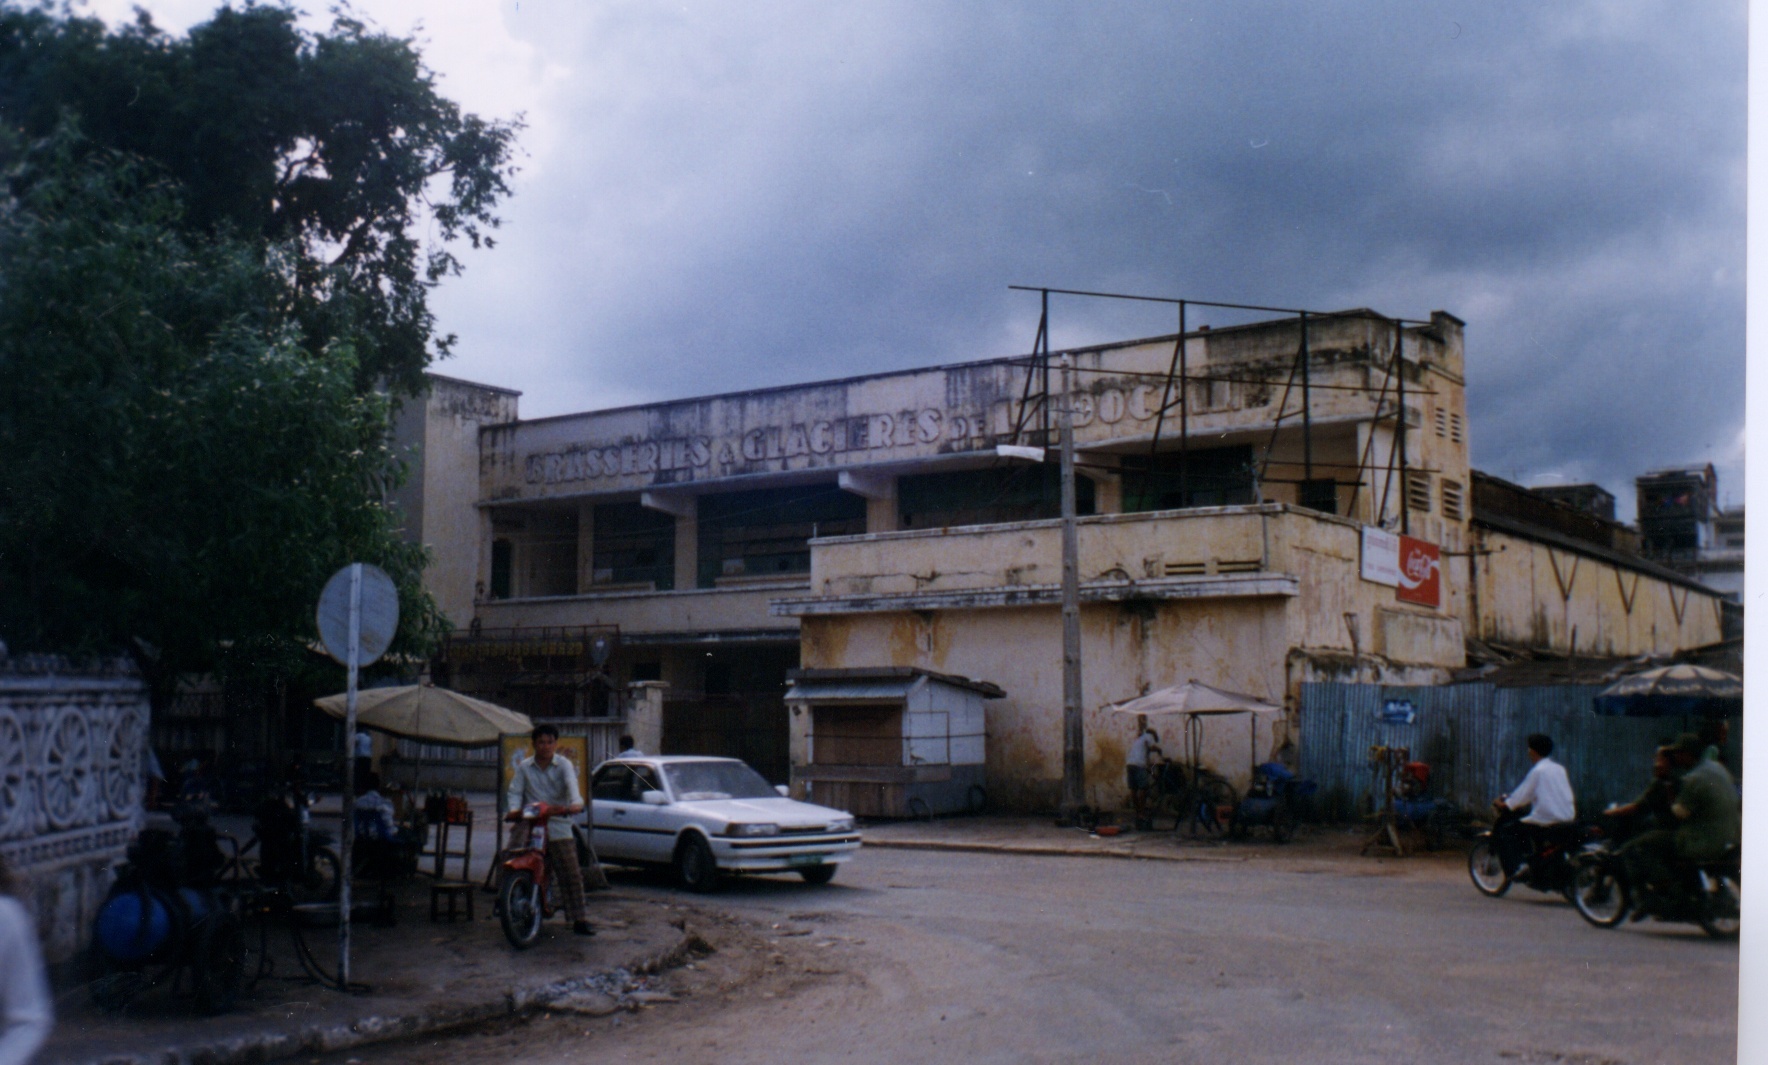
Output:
left=339, top=841, right=1739, bottom=1065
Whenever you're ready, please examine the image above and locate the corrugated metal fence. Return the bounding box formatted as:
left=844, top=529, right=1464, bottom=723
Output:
left=1298, top=683, right=1736, bottom=820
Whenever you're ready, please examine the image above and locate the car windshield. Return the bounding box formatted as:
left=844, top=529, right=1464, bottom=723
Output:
left=664, top=761, right=778, bottom=801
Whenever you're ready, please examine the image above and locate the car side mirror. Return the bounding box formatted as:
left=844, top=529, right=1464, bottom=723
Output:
left=775, top=784, right=790, bottom=797
left=640, top=790, right=668, bottom=806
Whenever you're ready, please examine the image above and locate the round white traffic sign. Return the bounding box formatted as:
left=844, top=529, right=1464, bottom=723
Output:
left=317, top=563, right=400, bottom=667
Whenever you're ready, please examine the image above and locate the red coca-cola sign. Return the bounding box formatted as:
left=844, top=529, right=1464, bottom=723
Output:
left=1395, top=535, right=1441, bottom=607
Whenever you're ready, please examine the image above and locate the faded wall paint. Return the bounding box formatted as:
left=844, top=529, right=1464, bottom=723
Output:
left=1469, top=527, right=1722, bottom=655
left=798, top=598, right=1288, bottom=811
left=478, top=312, right=1464, bottom=520
left=389, top=375, right=520, bottom=626
left=784, top=499, right=1721, bottom=813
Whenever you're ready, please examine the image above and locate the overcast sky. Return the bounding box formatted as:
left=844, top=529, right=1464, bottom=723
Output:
left=84, top=0, right=1746, bottom=520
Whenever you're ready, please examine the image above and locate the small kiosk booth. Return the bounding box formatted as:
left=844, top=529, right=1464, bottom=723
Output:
left=785, top=667, right=1003, bottom=818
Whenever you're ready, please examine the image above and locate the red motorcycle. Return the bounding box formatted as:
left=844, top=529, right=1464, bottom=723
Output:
left=498, top=802, right=571, bottom=949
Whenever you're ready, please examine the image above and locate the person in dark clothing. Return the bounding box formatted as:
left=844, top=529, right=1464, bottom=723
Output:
left=1617, top=732, right=1741, bottom=909
left=1606, top=745, right=1678, bottom=840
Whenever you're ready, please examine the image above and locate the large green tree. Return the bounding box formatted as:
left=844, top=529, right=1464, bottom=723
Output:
left=0, top=1, right=520, bottom=393
left=0, top=129, right=447, bottom=691
left=0, top=2, right=517, bottom=692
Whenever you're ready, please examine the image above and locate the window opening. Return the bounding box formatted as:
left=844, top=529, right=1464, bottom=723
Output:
left=1441, top=479, right=1464, bottom=521
left=1405, top=471, right=1433, bottom=515
left=898, top=464, right=1093, bottom=529
left=695, top=485, right=865, bottom=587
left=489, top=538, right=513, bottom=599
left=593, top=501, right=675, bottom=590
left=1123, top=445, right=1257, bottom=512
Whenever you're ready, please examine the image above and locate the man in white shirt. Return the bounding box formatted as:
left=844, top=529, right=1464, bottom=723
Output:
left=1493, top=733, right=1576, bottom=877
left=504, top=725, right=593, bottom=935
left=1126, top=715, right=1163, bottom=830
left=0, top=857, right=52, bottom=1065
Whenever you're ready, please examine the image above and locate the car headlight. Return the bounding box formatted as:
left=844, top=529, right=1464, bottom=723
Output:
left=728, top=822, right=780, bottom=837
left=827, top=817, right=855, bottom=833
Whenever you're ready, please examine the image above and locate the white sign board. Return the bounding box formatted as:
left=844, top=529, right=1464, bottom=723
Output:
left=317, top=563, right=399, bottom=667
left=1361, top=526, right=1401, bottom=587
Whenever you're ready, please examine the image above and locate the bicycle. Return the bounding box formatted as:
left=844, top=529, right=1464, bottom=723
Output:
left=1149, top=757, right=1238, bottom=838
left=218, top=789, right=340, bottom=902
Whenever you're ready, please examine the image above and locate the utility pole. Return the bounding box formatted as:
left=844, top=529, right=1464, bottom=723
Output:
left=1057, top=353, right=1086, bottom=823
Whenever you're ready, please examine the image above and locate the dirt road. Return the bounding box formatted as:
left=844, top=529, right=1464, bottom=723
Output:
left=334, top=843, right=1738, bottom=1064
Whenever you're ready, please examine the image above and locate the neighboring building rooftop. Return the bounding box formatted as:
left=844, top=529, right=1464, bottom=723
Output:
left=1527, top=483, right=1615, bottom=522
left=1472, top=471, right=1642, bottom=557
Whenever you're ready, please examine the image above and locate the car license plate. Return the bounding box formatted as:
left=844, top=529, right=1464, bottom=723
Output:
left=787, top=853, right=827, bottom=867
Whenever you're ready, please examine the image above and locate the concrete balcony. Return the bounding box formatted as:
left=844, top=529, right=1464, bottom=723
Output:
left=477, top=577, right=808, bottom=639
left=772, top=504, right=1337, bottom=617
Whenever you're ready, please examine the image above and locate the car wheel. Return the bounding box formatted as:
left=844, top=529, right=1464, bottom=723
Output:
left=673, top=834, right=721, bottom=894
left=965, top=785, right=987, bottom=814
left=1468, top=838, right=1511, bottom=897
left=799, top=864, right=837, bottom=886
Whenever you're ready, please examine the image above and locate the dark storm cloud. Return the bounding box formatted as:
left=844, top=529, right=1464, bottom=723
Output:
left=437, top=0, right=1743, bottom=515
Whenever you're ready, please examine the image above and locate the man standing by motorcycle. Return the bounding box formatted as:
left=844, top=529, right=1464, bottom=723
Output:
left=1492, top=733, right=1576, bottom=878
left=504, top=725, right=594, bottom=936
left=1617, top=732, right=1740, bottom=911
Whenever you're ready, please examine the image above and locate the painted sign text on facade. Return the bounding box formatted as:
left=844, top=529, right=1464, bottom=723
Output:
left=520, top=375, right=1261, bottom=488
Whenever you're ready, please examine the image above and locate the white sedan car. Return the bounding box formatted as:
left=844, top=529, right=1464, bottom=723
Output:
left=588, top=755, right=861, bottom=891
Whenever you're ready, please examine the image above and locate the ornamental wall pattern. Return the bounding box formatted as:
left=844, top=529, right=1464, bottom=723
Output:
left=0, top=657, right=148, bottom=963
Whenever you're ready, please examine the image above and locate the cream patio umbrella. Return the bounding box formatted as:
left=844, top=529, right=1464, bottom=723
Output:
left=1106, top=680, right=1283, bottom=785
left=314, top=682, right=533, bottom=745
left=1105, top=680, right=1283, bottom=718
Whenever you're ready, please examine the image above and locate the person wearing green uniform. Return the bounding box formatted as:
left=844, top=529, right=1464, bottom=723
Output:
left=1617, top=732, right=1740, bottom=910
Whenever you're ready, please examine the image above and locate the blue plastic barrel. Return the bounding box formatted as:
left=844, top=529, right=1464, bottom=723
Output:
left=95, top=891, right=172, bottom=961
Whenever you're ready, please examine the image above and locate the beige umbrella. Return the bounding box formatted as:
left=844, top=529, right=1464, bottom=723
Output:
left=1106, top=680, right=1281, bottom=717
left=314, top=683, right=533, bottom=745
left=1106, top=680, right=1282, bottom=782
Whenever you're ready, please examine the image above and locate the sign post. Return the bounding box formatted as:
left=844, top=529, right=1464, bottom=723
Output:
left=316, top=563, right=398, bottom=990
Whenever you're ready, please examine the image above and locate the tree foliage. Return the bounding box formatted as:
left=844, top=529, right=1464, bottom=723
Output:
left=0, top=128, right=449, bottom=689
left=0, top=1, right=521, bottom=393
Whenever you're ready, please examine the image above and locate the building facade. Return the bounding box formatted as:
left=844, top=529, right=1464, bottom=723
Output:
left=403, top=308, right=1724, bottom=811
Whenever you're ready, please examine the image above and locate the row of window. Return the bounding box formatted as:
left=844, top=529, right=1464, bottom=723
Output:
left=489, top=451, right=1465, bottom=600
left=1403, top=471, right=1465, bottom=521
left=1432, top=407, right=1465, bottom=445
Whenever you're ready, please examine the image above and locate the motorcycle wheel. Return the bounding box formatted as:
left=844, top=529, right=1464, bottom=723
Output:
left=1697, top=872, right=1741, bottom=940
left=298, top=846, right=340, bottom=903
left=1467, top=839, right=1511, bottom=897
left=1571, top=857, right=1629, bottom=928
left=193, top=911, right=245, bottom=1015
left=1270, top=804, right=1295, bottom=844
left=498, top=870, right=543, bottom=949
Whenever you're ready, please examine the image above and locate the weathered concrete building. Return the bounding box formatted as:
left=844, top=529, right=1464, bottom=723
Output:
left=398, top=308, right=1724, bottom=811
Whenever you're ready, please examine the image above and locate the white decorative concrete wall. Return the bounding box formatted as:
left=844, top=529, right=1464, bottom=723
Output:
left=0, top=655, right=148, bottom=963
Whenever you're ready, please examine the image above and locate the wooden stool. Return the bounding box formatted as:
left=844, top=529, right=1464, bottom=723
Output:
left=430, top=880, right=475, bottom=923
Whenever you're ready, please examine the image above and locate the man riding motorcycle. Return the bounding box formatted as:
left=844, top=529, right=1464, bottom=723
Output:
left=1604, top=744, right=1678, bottom=841
left=1616, top=732, right=1740, bottom=913
left=1492, top=733, right=1576, bottom=878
